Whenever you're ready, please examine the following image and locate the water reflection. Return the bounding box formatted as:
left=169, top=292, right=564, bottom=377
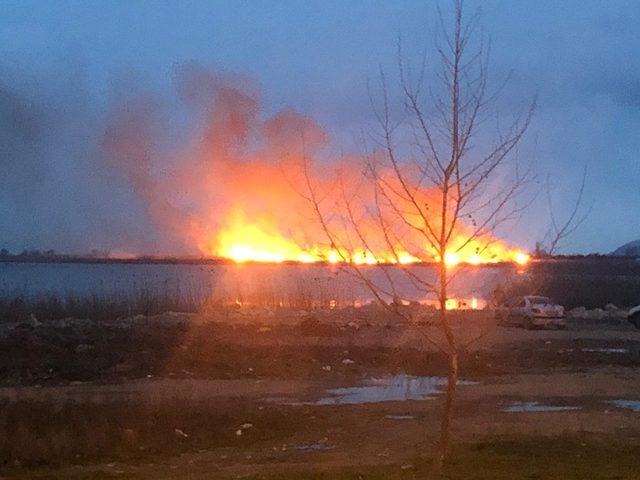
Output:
left=0, top=262, right=509, bottom=306
left=502, top=401, right=581, bottom=413
left=314, top=375, right=477, bottom=406
left=607, top=399, right=640, bottom=411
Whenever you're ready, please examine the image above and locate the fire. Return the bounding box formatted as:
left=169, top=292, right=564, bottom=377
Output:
left=212, top=212, right=530, bottom=266
left=468, top=253, right=482, bottom=265
left=215, top=217, right=337, bottom=264
left=444, top=251, right=461, bottom=267
left=424, top=297, right=485, bottom=310
left=103, top=64, right=531, bottom=268
left=514, top=252, right=530, bottom=265
left=218, top=223, right=308, bottom=263
left=208, top=208, right=531, bottom=266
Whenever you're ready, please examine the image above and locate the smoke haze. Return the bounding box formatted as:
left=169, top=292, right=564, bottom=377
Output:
left=1, top=1, right=639, bottom=255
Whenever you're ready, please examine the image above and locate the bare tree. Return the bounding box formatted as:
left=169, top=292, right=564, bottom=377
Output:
left=297, top=0, right=534, bottom=469
left=540, top=166, right=590, bottom=255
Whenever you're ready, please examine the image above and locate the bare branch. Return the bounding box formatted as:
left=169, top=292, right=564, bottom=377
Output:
left=544, top=166, right=590, bottom=255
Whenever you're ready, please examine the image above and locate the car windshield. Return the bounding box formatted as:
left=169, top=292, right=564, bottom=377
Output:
left=528, top=296, right=551, bottom=305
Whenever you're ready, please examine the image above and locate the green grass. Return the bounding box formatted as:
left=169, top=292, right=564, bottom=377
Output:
left=240, top=434, right=640, bottom=480
left=444, top=435, right=640, bottom=479
left=9, top=434, right=640, bottom=479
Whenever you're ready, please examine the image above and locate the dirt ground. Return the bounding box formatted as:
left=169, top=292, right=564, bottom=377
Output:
left=2, top=310, right=640, bottom=479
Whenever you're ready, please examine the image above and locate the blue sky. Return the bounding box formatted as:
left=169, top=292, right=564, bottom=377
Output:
left=0, top=0, right=639, bottom=254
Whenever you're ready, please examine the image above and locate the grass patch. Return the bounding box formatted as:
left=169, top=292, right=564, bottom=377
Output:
left=0, top=291, right=201, bottom=323
left=6, top=430, right=640, bottom=479
left=240, top=434, right=640, bottom=480
left=445, top=434, right=640, bottom=479
left=0, top=398, right=300, bottom=469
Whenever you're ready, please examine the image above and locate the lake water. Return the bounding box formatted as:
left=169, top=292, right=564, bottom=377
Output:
left=0, top=261, right=515, bottom=305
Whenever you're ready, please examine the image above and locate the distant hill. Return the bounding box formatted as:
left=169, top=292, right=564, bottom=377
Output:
left=612, top=239, right=640, bottom=257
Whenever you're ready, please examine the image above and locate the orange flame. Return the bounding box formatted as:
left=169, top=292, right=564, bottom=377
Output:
left=104, top=64, right=530, bottom=267
left=208, top=209, right=529, bottom=266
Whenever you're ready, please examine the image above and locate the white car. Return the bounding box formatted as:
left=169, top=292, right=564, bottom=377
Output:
left=628, top=305, right=640, bottom=328
left=495, top=295, right=566, bottom=330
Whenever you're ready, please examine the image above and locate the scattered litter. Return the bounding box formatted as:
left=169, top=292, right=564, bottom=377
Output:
left=174, top=428, right=189, bottom=438
left=29, top=314, right=42, bottom=328
left=235, top=422, right=253, bottom=436
left=400, top=464, right=414, bottom=470
left=74, top=343, right=94, bottom=353
left=502, top=401, right=581, bottom=413
left=341, top=358, right=356, bottom=365
left=322, top=365, right=332, bottom=371
left=257, top=326, right=271, bottom=333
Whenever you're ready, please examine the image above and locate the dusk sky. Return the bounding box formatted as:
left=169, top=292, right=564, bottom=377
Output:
left=1, top=0, right=639, bottom=255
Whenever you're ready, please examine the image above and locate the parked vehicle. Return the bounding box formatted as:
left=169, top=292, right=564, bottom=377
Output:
left=628, top=305, right=640, bottom=328
left=495, top=295, right=566, bottom=330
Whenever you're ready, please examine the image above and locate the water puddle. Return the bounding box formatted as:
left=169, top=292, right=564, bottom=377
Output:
left=295, top=442, right=335, bottom=452
left=268, top=375, right=477, bottom=406
left=581, top=348, right=628, bottom=354
left=607, top=399, right=640, bottom=412
left=502, top=401, right=581, bottom=413
left=314, top=375, right=477, bottom=406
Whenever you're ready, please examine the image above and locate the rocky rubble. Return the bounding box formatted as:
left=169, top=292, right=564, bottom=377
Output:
left=568, top=304, right=629, bottom=322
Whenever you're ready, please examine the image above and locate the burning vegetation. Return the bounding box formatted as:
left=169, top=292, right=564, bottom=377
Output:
left=103, top=63, right=529, bottom=267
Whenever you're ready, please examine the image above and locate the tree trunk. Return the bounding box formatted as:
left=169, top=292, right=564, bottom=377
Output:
left=432, top=350, right=458, bottom=471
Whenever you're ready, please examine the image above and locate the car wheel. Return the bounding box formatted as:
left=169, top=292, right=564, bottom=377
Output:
left=525, top=317, right=536, bottom=330
left=629, top=313, right=640, bottom=329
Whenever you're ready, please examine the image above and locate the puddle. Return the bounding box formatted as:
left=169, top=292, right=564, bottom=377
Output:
left=385, top=414, right=415, bottom=420
left=314, top=375, right=477, bottom=406
left=295, top=442, right=335, bottom=452
left=607, top=400, right=640, bottom=412
left=581, top=348, right=628, bottom=354
left=268, top=375, right=477, bottom=406
left=558, top=348, right=629, bottom=354
left=502, top=401, right=581, bottom=413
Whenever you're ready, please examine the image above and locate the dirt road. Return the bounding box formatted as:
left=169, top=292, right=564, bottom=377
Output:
left=3, top=314, right=640, bottom=479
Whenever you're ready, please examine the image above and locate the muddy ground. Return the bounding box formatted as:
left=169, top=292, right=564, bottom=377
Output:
left=1, top=307, right=640, bottom=478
